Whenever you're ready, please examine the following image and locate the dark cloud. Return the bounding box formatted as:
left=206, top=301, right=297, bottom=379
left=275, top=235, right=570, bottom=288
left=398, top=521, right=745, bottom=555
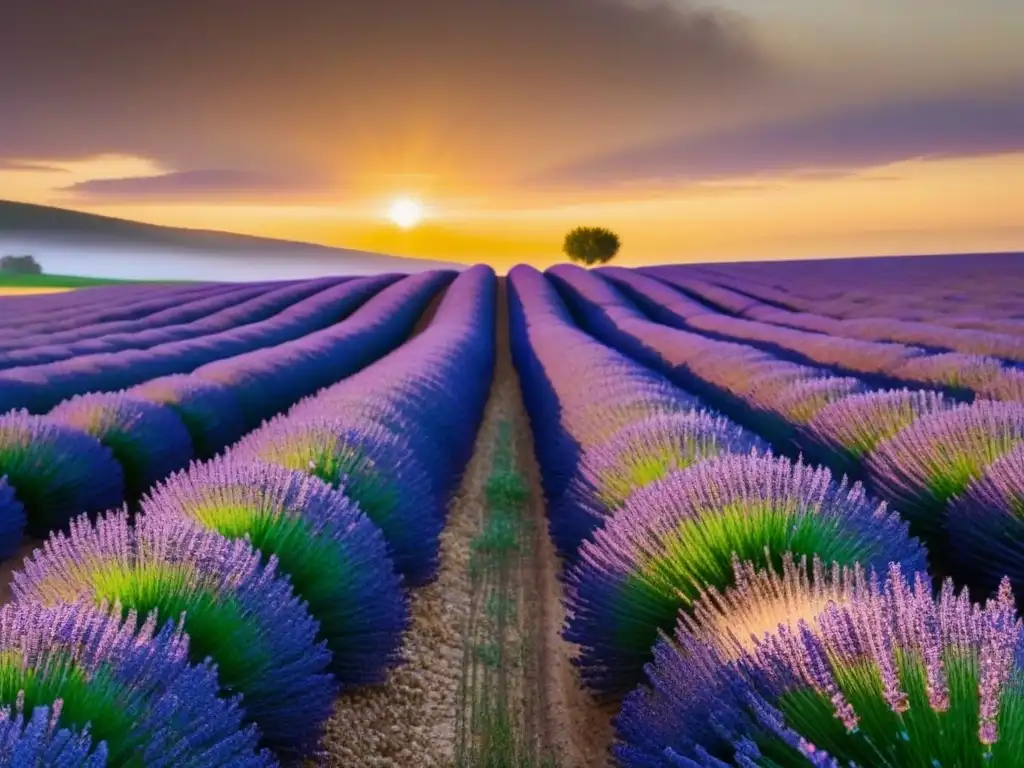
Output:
left=0, top=0, right=768, bottom=183
left=0, top=159, right=68, bottom=172
left=59, top=169, right=335, bottom=201
left=530, top=92, right=1024, bottom=185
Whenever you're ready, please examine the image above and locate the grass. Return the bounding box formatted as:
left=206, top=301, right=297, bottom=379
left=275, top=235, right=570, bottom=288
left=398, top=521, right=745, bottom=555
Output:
left=455, top=421, right=558, bottom=768
left=0, top=272, right=140, bottom=288
left=0, top=272, right=200, bottom=291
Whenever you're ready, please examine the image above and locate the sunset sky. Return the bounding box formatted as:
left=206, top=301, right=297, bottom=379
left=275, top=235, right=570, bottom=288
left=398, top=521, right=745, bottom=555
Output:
left=2, top=0, right=1023, bottom=268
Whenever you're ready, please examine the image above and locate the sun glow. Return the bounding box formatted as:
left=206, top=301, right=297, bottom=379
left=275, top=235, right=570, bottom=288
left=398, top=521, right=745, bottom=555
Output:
left=386, top=197, right=424, bottom=229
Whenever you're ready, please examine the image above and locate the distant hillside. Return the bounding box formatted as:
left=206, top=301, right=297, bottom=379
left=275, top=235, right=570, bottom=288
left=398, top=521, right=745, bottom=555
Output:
left=0, top=199, right=462, bottom=272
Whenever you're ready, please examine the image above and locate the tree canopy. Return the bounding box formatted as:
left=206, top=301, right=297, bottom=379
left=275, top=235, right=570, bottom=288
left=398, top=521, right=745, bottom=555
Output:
left=562, top=226, right=620, bottom=266
left=0, top=255, right=43, bottom=274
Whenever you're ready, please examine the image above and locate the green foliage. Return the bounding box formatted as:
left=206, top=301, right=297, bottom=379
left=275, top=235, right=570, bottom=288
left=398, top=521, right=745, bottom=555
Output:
left=88, top=561, right=268, bottom=694
left=0, top=652, right=138, bottom=766
left=562, top=226, right=621, bottom=266
left=0, top=254, right=43, bottom=275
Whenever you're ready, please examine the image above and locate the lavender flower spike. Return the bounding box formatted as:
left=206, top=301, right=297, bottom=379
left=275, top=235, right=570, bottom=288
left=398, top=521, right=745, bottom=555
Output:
left=232, top=417, right=441, bottom=586
left=0, top=600, right=273, bottom=767
left=0, top=410, right=124, bottom=537
left=616, top=564, right=1024, bottom=766
left=563, top=452, right=926, bottom=697
left=12, top=510, right=334, bottom=758
left=142, top=457, right=410, bottom=686
left=49, top=392, right=194, bottom=502
left=866, top=399, right=1024, bottom=554
left=0, top=703, right=106, bottom=768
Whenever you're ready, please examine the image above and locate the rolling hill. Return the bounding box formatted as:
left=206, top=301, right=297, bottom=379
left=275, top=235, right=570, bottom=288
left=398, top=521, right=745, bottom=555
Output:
left=0, top=200, right=463, bottom=280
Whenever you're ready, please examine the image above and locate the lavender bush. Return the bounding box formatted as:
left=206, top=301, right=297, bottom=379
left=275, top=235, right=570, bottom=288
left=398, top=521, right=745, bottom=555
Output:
left=563, top=452, right=926, bottom=697
left=615, top=564, right=1024, bottom=767
left=866, top=400, right=1024, bottom=555
left=131, top=375, right=249, bottom=459
left=232, top=417, right=441, bottom=585
left=0, top=600, right=272, bottom=767
left=142, top=458, right=409, bottom=685
left=552, top=410, right=766, bottom=557
left=49, top=392, right=194, bottom=501
left=0, top=410, right=124, bottom=538
left=13, top=511, right=334, bottom=757
left=803, top=388, right=955, bottom=478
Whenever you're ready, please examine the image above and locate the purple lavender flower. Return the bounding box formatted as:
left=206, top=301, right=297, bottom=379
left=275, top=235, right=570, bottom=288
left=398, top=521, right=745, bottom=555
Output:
left=0, top=600, right=273, bottom=767
left=977, top=367, right=1024, bottom=403
left=563, top=452, right=926, bottom=697
left=12, top=510, right=334, bottom=758
left=130, top=375, right=248, bottom=459
left=0, top=476, right=26, bottom=559
left=803, top=388, right=955, bottom=477
left=285, top=392, right=443, bottom=504
left=678, top=554, right=861, bottom=661
left=0, top=410, right=124, bottom=537
left=888, top=352, right=1007, bottom=394
left=865, top=399, right=1024, bottom=553
left=947, top=442, right=1024, bottom=596
left=0, top=702, right=106, bottom=768
left=615, top=565, right=1024, bottom=766
left=231, top=417, right=441, bottom=586
left=49, top=392, right=194, bottom=502
left=551, top=410, right=767, bottom=558
left=767, top=377, right=866, bottom=425
left=694, top=356, right=816, bottom=401
left=614, top=556, right=862, bottom=766
left=142, top=457, right=410, bottom=686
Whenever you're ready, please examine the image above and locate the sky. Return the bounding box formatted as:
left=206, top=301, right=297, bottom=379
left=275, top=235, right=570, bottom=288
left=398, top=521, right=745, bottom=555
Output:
left=1, top=0, right=1023, bottom=269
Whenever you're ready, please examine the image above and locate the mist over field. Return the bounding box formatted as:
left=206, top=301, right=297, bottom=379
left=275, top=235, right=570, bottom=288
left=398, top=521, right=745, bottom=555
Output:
left=0, top=235, right=462, bottom=282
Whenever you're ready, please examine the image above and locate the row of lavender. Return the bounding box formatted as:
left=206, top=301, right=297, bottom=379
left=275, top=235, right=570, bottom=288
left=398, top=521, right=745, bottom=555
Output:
left=680, top=252, right=1024, bottom=325
left=667, top=256, right=1024, bottom=333
left=0, top=271, right=449, bottom=554
left=677, top=266, right=1024, bottom=339
left=650, top=266, right=1024, bottom=363
left=0, top=275, right=413, bottom=414
left=602, top=267, right=1024, bottom=401
left=0, top=281, right=239, bottom=338
left=0, top=278, right=344, bottom=366
left=0, top=266, right=495, bottom=764
left=552, top=264, right=1024, bottom=591
left=513, top=264, right=1024, bottom=765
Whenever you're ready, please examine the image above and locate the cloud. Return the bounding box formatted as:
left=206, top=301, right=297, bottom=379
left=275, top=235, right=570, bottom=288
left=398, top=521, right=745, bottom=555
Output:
left=60, top=169, right=334, bottom=201
left=0, top=159, right=68, bottom=172
left=0, top=0, right=769, bottom=186
left=530, top=92, right=1024, bottom=185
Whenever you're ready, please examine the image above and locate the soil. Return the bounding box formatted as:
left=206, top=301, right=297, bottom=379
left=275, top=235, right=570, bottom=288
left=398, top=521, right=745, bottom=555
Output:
left=512, top=354, right=618, bottom=768
left=0, top=539, right=43, bottom=604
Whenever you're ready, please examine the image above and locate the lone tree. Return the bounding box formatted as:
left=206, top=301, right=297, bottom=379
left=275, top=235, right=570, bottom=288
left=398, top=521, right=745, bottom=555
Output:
left=0, top=255, right=43, bottom=275
left=562, top=226, right=620, bottom=266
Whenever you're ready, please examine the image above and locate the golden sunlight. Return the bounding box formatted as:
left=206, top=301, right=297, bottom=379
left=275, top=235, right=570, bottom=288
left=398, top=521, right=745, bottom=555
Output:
left=386, top=197, right=424, bottom=229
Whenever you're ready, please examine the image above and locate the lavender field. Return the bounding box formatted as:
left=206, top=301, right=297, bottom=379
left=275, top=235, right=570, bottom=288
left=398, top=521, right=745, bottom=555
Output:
left=2, top=252, right=1024, bottom=766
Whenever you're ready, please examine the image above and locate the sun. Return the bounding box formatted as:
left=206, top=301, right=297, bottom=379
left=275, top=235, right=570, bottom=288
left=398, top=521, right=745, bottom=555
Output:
left=387, top=197, right=424, bottom=229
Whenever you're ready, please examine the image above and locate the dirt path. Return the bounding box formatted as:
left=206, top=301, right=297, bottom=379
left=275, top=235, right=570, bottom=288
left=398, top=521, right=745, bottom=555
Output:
left=509, top=324, right=617, bottom=767
left=314, top=277, right=616, bottom=767
left=313, top=282, right=510, bottom=767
